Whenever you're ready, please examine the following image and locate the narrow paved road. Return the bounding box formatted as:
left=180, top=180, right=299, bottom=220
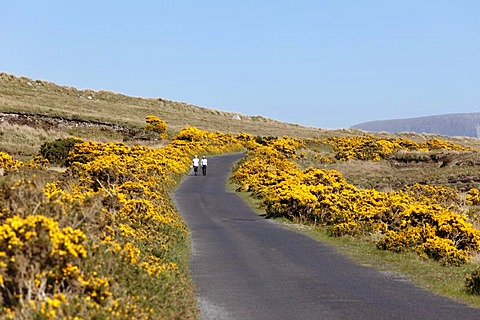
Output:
left=173, top=153, right=480, bottom=320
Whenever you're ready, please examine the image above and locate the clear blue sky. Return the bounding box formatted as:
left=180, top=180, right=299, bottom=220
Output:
left=1, top=1, right=479, bottom=129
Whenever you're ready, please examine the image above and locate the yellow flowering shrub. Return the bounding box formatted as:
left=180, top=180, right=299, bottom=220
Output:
left=0, top=152, right=22, bottom=174
left=402, top=183, right=460, bottom=206
left=313, top=153, right=336, bottom=164
left=144, top=115, right=167, bottom=138
left=0, top=215, right=91, bottom=312
left=323, top=136, right=471, bottom=161
left=263, top=180, right=318, bottom=222
left=467, top=188, right=480, bottom=206
left=416, top=236, right=470, bottom=266
left=231, top=145, right=299, bottom=196
left=64, top=141, right=132, bottom=166
left=174, top=126, right=209, bottom=142
left=236, top=132, right=259, bottom=150
left=376, top=228, right=424, bottom=252
left=20, top=156, right=50, bottom=171
left=420, top=138, right=471, bottom=151
left=267, top=136, right=304, bottom=158
left=375, top=202, right=480, bottom=265
left=232, top=142, right=480, bottom=265
left=1, top=123, right=243, bottom=318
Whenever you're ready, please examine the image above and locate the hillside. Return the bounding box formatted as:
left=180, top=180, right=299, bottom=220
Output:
left=0, top=72, right=328, bottom=139
left=352, top=113, right=480, bottom=138
left=4, top=71, right=480, bottom=161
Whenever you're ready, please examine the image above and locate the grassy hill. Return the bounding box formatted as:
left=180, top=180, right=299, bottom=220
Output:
left=3, top=72, right=480, bottom=160
left=0, top=72, right=328, bottom=138
left=0, top=72, right=351, bottom=160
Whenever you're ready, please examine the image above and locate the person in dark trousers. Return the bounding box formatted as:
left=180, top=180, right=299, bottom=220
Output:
left=201, top=156, right=208, bottom=176
left=192, top=155, right=199, bottom=175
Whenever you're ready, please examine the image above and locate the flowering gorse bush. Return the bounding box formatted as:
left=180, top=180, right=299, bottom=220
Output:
left=266, top=136, right=304, bottom=159
left=0, top=214, right=83, bottom=281
left=467, top=188, right=480, bottom=206
left=4, top=123, right=480, bottom=312
left=322, top=136, right=471, bottom=161
left=0, top=152, right=23, bottom=175
left=401, top=183, right=460, bottom=207
left=232, top=140, right=480, bottom=266
left=144, top=115, right=167, bottom=139
left=0, top=125, right=243, bottom=318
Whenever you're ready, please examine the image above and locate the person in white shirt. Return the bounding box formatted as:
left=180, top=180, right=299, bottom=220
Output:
left=192, top=155, right=199, bottom=175
left=201, top=156, right=208, bottom=176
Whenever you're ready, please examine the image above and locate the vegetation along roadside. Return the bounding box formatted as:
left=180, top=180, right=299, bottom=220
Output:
left=230, top=134, right=480, bottom=307
left=3, top=73, right=480, bottom=317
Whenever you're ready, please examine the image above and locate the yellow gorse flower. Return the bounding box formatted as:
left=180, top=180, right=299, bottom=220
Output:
left=232, top=138, right=480, bottom=266
left=1, top=125, right=244, bottom=317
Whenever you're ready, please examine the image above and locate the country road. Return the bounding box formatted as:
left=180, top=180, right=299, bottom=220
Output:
left=172, top=153, right=480, bottom=320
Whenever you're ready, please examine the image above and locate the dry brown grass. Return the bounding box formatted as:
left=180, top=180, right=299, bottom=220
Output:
left=321, top=153, right=480, bottom=193
left=0, top=72, right=334, bottom=139
left=0, top=122, right=67, bottom=160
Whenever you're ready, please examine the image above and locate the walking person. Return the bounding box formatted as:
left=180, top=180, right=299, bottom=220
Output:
left=201, top=156, right=208, bottom=176
left=192, top=155, right=199, bottom=175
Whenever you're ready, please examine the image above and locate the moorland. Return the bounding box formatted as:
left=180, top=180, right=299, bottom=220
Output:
left=2, top=72, right=480, bottom=318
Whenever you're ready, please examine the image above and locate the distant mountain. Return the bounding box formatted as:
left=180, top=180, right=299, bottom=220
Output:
left=351, top=113, right=480, bottom=138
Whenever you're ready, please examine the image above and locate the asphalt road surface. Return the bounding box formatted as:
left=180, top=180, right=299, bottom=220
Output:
left=173, top=153, right=480, bottom=320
